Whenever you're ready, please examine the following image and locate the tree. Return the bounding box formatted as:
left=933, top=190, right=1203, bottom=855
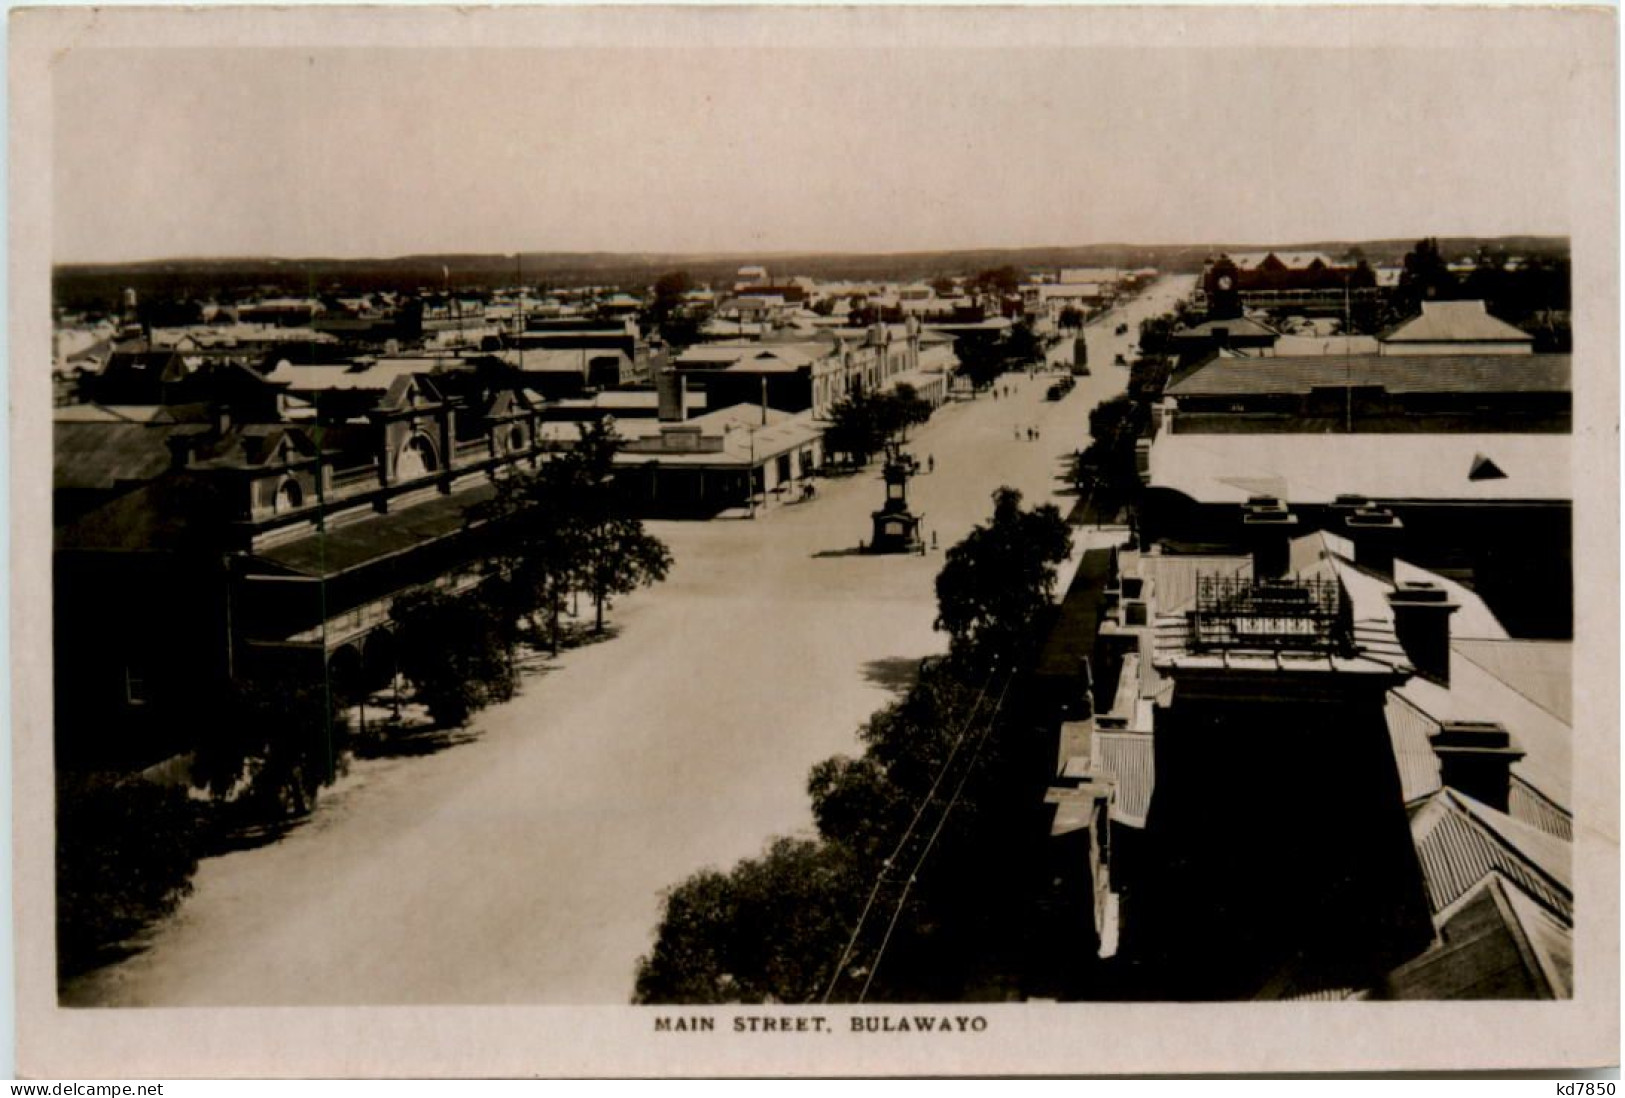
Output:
left=934, top=487, right=1072, bottom=669
left=824, top=388, right=884, bottom=465
left=954, top=338, right=1007, bottom=392
left=581, top=516, right=673, bottom=633
left=474, top=418, right=672, bottom=645
left=873, top=383, right=933, bottom=444
left=189, top=671, right=352, bottom=818
left=968, top=266, right=1022, bottom=296
left=1058, top=306, right=1085, bottom=331
left=1396, top=236, right=1457, bottom=314
left=56, top=772, right=202, bottom=980
left=633, top=837, right=863, bottom=1004
left=928, top=276, right=958, bottom=298
left=1004, top=320, right=1044, bottom=368
left=390, top=587, right=515, bottom=727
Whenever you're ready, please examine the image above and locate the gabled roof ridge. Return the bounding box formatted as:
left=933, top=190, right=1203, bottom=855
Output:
left=1440, top=787, right=1572, bottom=897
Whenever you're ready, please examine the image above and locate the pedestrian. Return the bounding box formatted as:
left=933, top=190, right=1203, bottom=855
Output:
left=927, top=454, right=934, bottom=474
left=1014, top=427, right=1021, bottom=441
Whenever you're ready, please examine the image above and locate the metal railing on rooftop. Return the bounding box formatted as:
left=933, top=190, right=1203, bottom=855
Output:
left=1188, top=574, right=1352, bottom=655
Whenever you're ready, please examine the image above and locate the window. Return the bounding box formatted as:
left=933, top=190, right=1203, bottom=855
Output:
left=275, top=477, right=304, bottom=513
left=124, top=663, right=149, bottom=707
left=396, top=433, right=439, bottom=480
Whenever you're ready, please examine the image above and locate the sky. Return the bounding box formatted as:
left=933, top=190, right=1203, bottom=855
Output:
left=52, top=38, right=1593, bottom=263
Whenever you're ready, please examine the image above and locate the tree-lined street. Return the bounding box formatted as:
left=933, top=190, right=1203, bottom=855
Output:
left=66, top=278, right=1192, bottom=1007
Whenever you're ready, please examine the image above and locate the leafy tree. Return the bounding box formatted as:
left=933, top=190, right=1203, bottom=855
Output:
left=968, top=266, right=1022, bottom=296
left=1057, top=306, right=1085, bottom=331
left=581, top=515, right=673, bottom=633
left=1004, top=320, right=1044, bottom=367
left=826, top=384, right=934, bottom=462
left=474, top=418, right=672, bottom=644
left=1396, top=236, right=1457, bottom=313
left=651, top=270, right=694, bottom=307
left=656, top=312, right=705, bottom=351
left=934, top=487, right=1072, bottom=669
left=874, top=383, right=933, bottom=443
left=189, top=671, right=352, bottom=818
left=633, top=837, right=863, bottom=1004
left=637, top=495, right=1071, bottom=1003
left=390, top=586, right=515, bottom=727
left=928, top=276, right=958, bottom=298
left=1138, top=313, right=1177, bottom=356
left=808, top=662, right=994, bottom=862
left=56, top=772, right=202, bottom=979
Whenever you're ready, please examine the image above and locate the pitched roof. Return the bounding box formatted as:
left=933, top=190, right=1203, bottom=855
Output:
left=1128, top=550, right=1251, bottom=614
left=1408, top=788, right=1571, bottom=921
left=250, top=482, right=496, bottom=579
left=1164, top=354, right=1569, bottom=398
left=1171, top=316, right=1279, bottom=342
left=1452, top=639, right=1572, bottom=724
left=1382, top=301, right=1534, bottom=345
left=1382, top=872, right=1571, bottom=999
left=1319, top=537, right=1508, bottom=640
left=1228, top=251, right=1337, bottom=271
left=1396, top=643, right=1572, bottom=810
left=54, top=421, right=188, bottom=492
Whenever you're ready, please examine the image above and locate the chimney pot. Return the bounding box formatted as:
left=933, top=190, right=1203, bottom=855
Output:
left=1242, top=497, right=1297, bottom=579
left=1430, top=719, right=1524, bottom=812
left=1344, top=505, right=1404, bottom=578
left=1388, top=581, right=1458, bottom=684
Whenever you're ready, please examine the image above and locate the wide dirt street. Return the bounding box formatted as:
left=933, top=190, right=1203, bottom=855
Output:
left=68, top=277, right=1192, bottom=1006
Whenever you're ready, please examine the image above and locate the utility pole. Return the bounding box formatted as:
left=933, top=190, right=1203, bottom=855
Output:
left=1343, top=275, right=1353, bottom=434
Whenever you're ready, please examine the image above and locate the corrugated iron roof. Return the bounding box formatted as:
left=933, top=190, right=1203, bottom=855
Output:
left=251, top=483, right=495, bottom=579
left=1398, top=646, right=1571, bottom=809
left=1093, top=732, right=1155, bottom=827
left=1408, top=788, right=1571, bottom=921
left=1165, top=353, right=1568, bottom=398
left=1386, top=693, right=1443, bottom=803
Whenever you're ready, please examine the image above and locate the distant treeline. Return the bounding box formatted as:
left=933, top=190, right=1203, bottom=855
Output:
left=53, top=236, right=1570, bottom=314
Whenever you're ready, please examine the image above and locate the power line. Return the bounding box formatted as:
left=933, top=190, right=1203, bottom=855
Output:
left=858, top=673, right=1013, bottom=1002
left=819, top=667, right=995, bottom=1004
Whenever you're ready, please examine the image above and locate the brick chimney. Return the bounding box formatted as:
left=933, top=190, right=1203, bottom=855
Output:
left=1242, top=496, right=1297, bottom=580
left=1388, top=581, right=1458, bottom=684
left=1344, top=505, right=1404, bottom=579
left=655, top=368, right=687, bottom=423
left=1430, top=720, right=1524, bottom=812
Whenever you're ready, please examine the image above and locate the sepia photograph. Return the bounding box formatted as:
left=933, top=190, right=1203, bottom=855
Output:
left=10, top=3, right=1618, bottom=1077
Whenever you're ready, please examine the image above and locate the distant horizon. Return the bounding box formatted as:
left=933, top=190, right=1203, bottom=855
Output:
left=53, top=233, right=1572, bottom=272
